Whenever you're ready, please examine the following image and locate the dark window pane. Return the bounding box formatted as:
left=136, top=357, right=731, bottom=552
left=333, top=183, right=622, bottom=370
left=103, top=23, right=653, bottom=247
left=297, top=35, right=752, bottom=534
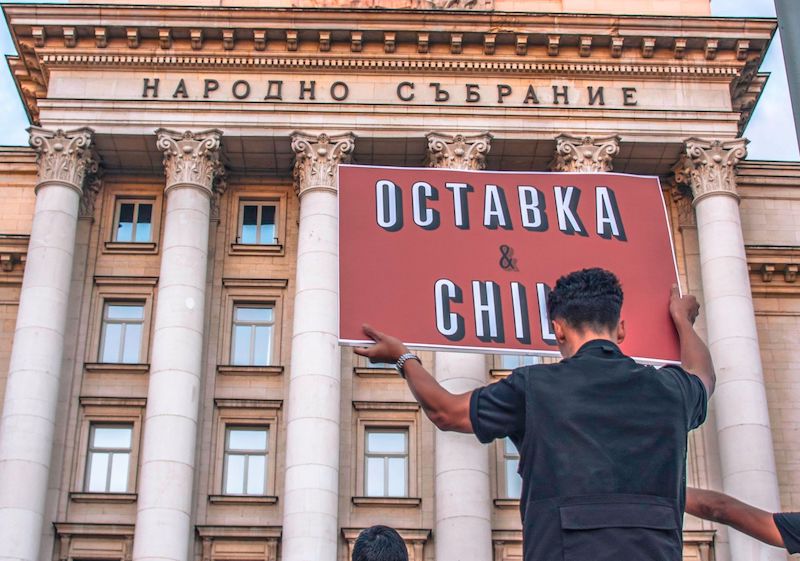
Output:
left=261, top=205, right=276, bottom=225
left=241, top=205, right=258, bottom=244
left=137, top=204, right=152, bottom=224
left=135, top=204, right=152, bottom=242
left=116, top=203, right=135, bottom=242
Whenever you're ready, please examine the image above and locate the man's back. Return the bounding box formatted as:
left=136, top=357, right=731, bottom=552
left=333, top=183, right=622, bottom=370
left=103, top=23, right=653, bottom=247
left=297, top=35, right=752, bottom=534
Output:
left=471, top=340, right=707, bottom=561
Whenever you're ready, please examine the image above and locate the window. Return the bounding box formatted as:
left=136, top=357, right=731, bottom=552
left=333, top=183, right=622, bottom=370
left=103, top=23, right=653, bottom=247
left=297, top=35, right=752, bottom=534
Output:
left=238, top=202, right=277, bottom=245
left=365, top=429, right=408, bottom=497
left=114, top=200, right=153, bottom=243
left=499, top=354, right=539, bottom=370
left=231, top=305, right=274, bottom=366
left=99, top=303, right=144, bottom=363
left=85, top=423, right=133, bottom=493
left=502, top=437, right=522, bottom=499
left=223, top=426, right=269, bottom=495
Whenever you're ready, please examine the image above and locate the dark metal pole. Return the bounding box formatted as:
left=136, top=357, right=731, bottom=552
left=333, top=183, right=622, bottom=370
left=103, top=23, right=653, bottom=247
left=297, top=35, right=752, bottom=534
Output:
left=775, top=0, right=800, bottom=154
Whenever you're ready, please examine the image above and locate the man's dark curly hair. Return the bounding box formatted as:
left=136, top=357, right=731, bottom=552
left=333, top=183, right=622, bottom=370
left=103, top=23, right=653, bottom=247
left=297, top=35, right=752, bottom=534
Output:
left=547, top=268, right=624, bottom=332
left=352, top=525, right=408, bottom=561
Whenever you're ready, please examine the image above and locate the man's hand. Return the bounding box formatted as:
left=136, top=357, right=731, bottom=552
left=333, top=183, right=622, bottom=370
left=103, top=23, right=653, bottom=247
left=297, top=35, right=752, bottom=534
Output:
left=669, top=285, right=700, bottom=327
left=668, top=285, right=716, bottom=396
left=354, top=324, right=410, bottom=364
left=352, top=324, right=474, bottom=433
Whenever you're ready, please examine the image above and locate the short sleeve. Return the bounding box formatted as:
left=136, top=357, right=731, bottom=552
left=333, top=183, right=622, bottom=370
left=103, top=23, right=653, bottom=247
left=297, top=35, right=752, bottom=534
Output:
left=658, top=365, right=708, bottom=430
left=470, top=369, right=526, bottom=444
left=774, top=513, right=800, bottom=554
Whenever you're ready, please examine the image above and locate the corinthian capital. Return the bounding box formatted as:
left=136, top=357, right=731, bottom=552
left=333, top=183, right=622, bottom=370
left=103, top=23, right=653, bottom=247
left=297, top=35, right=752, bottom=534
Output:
left=673, top=138, right=748, bottom=203
left=425, top=132, right=492, bottom=170
left=28, top=126, right=96, bottom=195
left=290, top=132, right=355, bottom=197
left=156, top=129, right=223, bottom=196
left=551, top=134, right=620, bottom=173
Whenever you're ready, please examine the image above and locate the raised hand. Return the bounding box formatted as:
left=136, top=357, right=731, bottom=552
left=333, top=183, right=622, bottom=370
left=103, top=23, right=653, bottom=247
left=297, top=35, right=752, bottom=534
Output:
left=353, top=324, right=410, bottom=364
left=669, top=284, right=700, bottom=327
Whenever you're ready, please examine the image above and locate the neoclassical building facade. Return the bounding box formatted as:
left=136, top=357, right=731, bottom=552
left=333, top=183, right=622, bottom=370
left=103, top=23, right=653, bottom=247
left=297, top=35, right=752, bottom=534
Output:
left=0, top=1, right=798, bottom=561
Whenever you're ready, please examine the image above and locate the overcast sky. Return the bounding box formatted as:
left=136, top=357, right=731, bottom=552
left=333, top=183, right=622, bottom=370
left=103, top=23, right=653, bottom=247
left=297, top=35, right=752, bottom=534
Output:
left=0, top=0, right=797, bottom=161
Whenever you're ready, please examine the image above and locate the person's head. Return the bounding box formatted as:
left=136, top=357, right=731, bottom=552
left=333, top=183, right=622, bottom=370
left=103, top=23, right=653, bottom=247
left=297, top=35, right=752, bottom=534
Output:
left=352, top=525, right=408, bottom=561
left=547, top=268, right=625, bottom=357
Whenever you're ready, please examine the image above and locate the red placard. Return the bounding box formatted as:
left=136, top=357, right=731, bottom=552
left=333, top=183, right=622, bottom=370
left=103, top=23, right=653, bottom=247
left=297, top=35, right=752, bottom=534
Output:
left=338, top=165, right=681, bottom=363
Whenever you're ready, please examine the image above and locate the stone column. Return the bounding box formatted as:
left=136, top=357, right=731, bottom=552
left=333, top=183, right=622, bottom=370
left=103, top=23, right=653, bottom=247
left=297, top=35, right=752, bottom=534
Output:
left=675, top=138, right=782, bottom=561
left=132, top=129, right=223, bottom=561
left=0, top=127, right=95, bottom=561
left=426, top=132, right=493, bottom=561
left=550, top=134, right=621, bottom=172
left=281, top=132, right=354, bottom=561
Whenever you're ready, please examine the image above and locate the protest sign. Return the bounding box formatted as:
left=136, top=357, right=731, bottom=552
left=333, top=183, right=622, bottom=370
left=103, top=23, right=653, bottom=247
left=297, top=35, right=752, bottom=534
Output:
left=338, top=165, right=680, bottom=362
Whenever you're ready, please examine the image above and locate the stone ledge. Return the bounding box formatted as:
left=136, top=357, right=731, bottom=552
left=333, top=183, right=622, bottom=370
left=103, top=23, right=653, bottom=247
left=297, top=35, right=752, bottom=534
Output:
left=229, top=243, right=285, bottom=257
left=493, top=498, right=520, bottom=509
left=69, top=492, right=137, bottom=503
left=352, top=496, right=422, bottom=507
left=208, top=494, right=278, bottom=505
left=84, top=362, right=150, bottom=375
left=103, top=241, right=158, bottom=254
left=353, top=366, right=400, bottom=378
left=216, top=364, right=284, bottom=376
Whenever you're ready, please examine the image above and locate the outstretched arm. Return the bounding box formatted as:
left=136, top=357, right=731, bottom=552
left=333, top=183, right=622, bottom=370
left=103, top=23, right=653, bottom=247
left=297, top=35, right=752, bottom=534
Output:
left=686, top=488, right=784, bottom=548
left=354, top=325, right=473, bottom=433
left=669, top=286, right=716, bottom=397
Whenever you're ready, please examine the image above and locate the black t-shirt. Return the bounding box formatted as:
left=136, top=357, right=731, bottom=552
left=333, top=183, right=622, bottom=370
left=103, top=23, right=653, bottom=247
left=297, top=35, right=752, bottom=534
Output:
left=470, top=339, right=708, bottom=561
left=775, top=513, right=800, bottom=554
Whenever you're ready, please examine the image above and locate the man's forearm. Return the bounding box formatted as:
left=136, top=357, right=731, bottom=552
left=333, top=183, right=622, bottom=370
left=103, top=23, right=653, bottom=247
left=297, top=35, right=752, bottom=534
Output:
left=402, top=359, right=473, bottom=433
left=686, top=488, right=784, bottom=548
left=675, top=320, right=716, bottom=396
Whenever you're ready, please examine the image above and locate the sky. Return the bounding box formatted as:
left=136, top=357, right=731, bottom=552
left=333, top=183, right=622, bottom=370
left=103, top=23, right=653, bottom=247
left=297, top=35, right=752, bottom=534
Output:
left=0, top=0, right=798, bottom=161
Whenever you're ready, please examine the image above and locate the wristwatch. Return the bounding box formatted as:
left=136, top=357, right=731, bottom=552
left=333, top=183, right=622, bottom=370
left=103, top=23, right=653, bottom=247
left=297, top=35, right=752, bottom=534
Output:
left=395, top=353, right=421, bottom=379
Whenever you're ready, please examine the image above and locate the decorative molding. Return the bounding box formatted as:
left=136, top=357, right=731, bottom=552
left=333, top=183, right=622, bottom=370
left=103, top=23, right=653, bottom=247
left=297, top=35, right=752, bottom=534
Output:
left=425, top=132, right=492, bottom=170
left=195, top=526, right=281, bottom=561
left=37, top=53, right=745, bottom=79
left=155, top=128, right=223, bottom=196
left=28, top=127, right=96, bottom=195
left=79, top=169, right=103, bottom=219
left=83, top=362, right=150, bottom=374
left=669, top=182, right=696, bottom=229
left=0, top=235, right=29, bottom=280
left=290, top=131, right=355, bottom=197
left=746, top=245, right=800, bottom=296
left=428, top=0, right=493, bottom=8
left=731, top=60, right=769, bottom=135
left=673, top=138, right=748, bottom=203
left=208, top=494, right=278, bottom=505
left=551, top=134, right=620, bottom=173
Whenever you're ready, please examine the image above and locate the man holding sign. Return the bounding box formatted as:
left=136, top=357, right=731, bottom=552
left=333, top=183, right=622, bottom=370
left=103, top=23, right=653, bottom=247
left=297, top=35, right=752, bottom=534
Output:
left=356, top=268, right=714, bottom=561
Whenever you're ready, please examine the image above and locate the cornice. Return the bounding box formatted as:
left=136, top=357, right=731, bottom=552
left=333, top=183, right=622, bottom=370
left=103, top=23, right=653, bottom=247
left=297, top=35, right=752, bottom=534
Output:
left=3, top=5, right=774, bottom=126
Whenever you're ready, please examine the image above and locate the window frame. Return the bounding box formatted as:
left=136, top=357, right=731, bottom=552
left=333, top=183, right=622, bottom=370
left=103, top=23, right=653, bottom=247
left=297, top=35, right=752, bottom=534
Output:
left=363, top=427, right=409, bottom=498
left=86, top=277, right=156, bottom=369
left=498, top=437, right=522, bottom=500
left=222, top=425, right=270, bottom=496
left=209, top=399, right=281, bottom=504
left=112, top=198, right=155, bottom=244
left=230, top=304, right=276, bottom=367
left=219, top=279, right=287, bottom=372
left=228, top=189, right=288, bottom=256
left=101, top=182, right=162, bottom=255
left=84, top=422, right=134, bottom=493
left=237, top=200, right=279, bottom=246
left=72, top=397, right=145, bottom=500
left=352, top=401, right=421, bottom=506
left=98, top=301, right=146, bottom=364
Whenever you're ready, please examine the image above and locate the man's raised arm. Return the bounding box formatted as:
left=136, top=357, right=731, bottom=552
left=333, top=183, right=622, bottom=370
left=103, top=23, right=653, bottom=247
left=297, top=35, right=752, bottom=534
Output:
left=354, top=325, right=473, bottom=433
left=686, top=487, right=785, bottom=549
left=669, top=286, right=716, bottom=396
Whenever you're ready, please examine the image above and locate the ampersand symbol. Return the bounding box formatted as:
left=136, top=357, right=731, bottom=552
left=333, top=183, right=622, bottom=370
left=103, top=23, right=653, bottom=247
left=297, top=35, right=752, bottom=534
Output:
left=499, top=244, right=517, bottom=271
